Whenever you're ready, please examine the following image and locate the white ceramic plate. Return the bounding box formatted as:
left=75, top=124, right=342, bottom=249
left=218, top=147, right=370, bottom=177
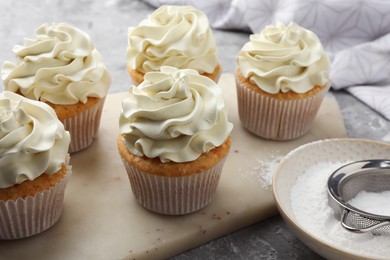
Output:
left=273, top=138, right=390, bottom=260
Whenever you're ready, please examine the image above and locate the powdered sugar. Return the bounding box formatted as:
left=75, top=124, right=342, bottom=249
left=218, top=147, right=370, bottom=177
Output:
left=256, top=155, right=283, bottom=189
left=239, top=154, right=283, bottom=189
left=291, top=161, right=390, bottom=259
left=348, top=190, right=390, bottom=216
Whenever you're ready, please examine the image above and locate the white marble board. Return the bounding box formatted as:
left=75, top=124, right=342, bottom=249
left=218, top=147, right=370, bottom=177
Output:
left=0, top=74, right=346, bottom=260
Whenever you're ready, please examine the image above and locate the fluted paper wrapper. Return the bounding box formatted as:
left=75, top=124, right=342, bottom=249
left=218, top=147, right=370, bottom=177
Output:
left=0, top=164, right=72, bottom=240
left=63, top=98, right=105, bottom=153
left=121, top=157, right=227, bottom=215
left=236, top=81, right=330, bottom=140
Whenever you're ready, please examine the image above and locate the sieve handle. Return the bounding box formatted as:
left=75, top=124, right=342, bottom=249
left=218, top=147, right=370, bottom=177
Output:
left=341, top=209, right=390, bottom=233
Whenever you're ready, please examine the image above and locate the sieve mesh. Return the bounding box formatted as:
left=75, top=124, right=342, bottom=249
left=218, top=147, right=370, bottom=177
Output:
left=342, top=210, right=390, bottom=234
left=328, top=160, right=390, bottom=234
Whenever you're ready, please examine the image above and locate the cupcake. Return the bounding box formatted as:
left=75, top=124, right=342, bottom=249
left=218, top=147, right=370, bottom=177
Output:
left=118, top=66, right=232, bottom=215
left=0, top=91, right=71, bottom=240
left=1, top=23, right=111, bottom=153
left=126, top=5, right=221, bottom=85
left=236, top=22, right=331, bottom=140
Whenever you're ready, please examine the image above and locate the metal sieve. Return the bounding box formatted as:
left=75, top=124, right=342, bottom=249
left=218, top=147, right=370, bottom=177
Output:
left=327, top=160, right=390, bottom=234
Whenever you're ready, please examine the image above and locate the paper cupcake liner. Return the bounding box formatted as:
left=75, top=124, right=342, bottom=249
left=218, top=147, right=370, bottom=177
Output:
left=0, top=161, right=72, bottom=240
left=236, top=81, right=330, bottom=140
left=63, top=98, right=105, bottom=153
left=122, top=157, right=227, bottom=215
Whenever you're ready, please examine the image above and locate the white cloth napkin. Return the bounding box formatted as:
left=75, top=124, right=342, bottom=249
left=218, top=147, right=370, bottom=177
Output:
left=143, top=0, right=390, bottom=120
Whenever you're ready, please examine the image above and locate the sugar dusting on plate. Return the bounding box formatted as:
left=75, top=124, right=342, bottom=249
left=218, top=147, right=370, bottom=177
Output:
left=291, top=161, right=390, bottom=259
left=239, top=153, right=283, bottom=189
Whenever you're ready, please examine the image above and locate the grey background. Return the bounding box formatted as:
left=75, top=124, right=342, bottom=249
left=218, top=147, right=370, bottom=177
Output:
left=1, top=0, right=389, bottom=259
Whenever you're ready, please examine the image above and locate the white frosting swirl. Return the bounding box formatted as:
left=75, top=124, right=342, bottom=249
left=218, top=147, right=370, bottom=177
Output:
left=1, top=23, right=111, bottom=105
left=238, top=22, right=331, bottom=94
left=119, top=66, right=232, bottom=163
left=0, top=91, right=70, bottom=188
left=127, top=5, right=218, bottom=74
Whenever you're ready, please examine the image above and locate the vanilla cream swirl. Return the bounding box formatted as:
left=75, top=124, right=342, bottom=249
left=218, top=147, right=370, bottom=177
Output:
left=238, top=22, right=331, bottom=94
left=2, top=23, right=111, bottom=105
left=0, top=91, right=70, bottom=188
left=127, top=5, right=218, bottom=74
left=119, top=66, right=232, bottom=163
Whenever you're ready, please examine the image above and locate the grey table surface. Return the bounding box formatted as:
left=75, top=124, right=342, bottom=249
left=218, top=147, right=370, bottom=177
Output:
left=1, top=0, right=389, bottom=259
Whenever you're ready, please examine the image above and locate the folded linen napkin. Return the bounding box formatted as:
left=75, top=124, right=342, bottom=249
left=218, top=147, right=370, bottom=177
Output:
left=143, top=0, right=390, bottom=120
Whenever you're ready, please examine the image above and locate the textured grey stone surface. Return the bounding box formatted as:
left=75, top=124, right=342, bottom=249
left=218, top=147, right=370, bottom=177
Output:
left=0, top=0, right=388, bottom=259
